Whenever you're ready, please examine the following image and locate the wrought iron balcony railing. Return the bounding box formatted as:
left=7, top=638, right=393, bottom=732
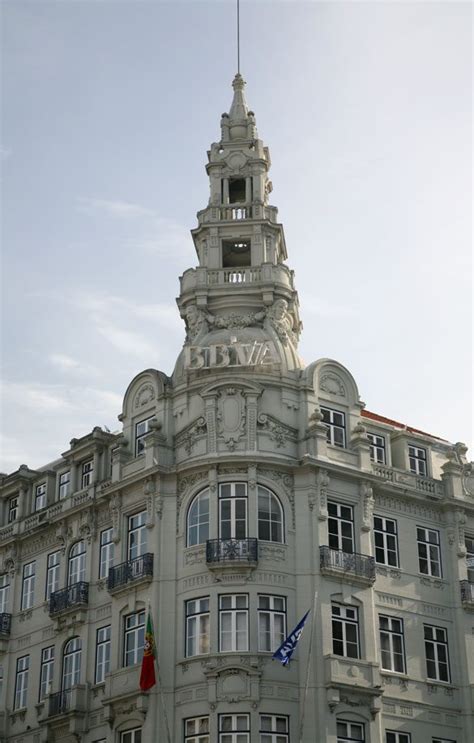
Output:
left=107, top=553, right=153, bottom=592
left=206, top=538, right=258, bottom=565
left=48, top=689, right=71, bottom=717
left=0, top=613, right=11, bottom=635
left=460, top=580, right=474, bottom=605
left=49, top=582, right=89, bottom=616
left=320, top=546, right=376, bottom=583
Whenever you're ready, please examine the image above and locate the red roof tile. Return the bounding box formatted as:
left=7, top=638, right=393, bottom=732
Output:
left=361, top=409, right=447, bottom=442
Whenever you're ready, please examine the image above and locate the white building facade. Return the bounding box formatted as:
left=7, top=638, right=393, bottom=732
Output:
left=1, top=75, right=473, bottom=743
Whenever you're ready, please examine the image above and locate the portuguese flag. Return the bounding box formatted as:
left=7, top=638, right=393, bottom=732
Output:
left=139, top=610, right=156, bottom=691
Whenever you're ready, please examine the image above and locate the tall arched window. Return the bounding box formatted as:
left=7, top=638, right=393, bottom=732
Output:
left=258, top=486, right=284, bottom=543
left=62, top=637, right=81, bottom=691
left=68, top=541, right=86, bottom=585
left=187, top=489, right=210, bottom=546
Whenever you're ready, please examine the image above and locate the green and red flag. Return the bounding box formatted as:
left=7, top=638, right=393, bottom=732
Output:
left=139, top=609, right=156, bottom=691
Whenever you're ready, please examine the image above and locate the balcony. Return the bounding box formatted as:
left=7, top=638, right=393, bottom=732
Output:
left=206, top=538, right=258, bottom=570
left=49, top=582, right=89, bottom=617
left=179, top=263, right=295, bottom=295
left=371, top=464, right=444, bottom=497
left=320, top=547, right=376, bottom=587
left=44, top=686, right=88, bottom=736
left=0, top=613, right=11, bottom=635
left=324, top=654, right=382, bottom=715
left=107, top=553, right=153, bottom=594
left=460, top=581, right=474, bottom=610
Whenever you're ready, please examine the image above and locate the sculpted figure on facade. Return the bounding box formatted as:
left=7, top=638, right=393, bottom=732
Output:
left=264, top=298, right=298, bottom=347
left=184, top=304, right=215, bottom=343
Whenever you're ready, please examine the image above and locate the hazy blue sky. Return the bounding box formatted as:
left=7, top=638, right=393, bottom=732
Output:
left=1, top=0, right=472, bottom=471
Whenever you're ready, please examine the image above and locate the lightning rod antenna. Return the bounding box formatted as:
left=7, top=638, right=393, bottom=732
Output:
left=237, top=0, right=241, bottom=74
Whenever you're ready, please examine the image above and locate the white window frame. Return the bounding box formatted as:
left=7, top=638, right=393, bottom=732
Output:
left=186, top=597, right=210, bottom=657
left=219, top=483, right=248, bottom=540
left=368, top=432, right=386, bottom=464
left=374, top=516, right=399, bottom=567
left=34, top=483, right=47, bottom=511
left=184, top=716, right=209, bottom=743
left=321, top=406, right=346, bottom=448
left=124, top=610, right=145, bottom=667
left=379, top=615, right=406, bottom=673
left=128, top=511, right=147, bottom=561
left=59, top=471, right=71, bottom=500
left=408, top=445, right=427, bottom=476
left=337, top=720, right=365, bottom=742
left=465, top=535, right=474, bottom=582
left=259, top=714, right=289, bottom=742
left=386, top=733, right=412, bottom=743
left=62, top=637, right=82, bottom=690
left=417, top=527, right=441, bottom=577
left=99, top=527, right=114, bottom=579
left=95, top=625, right=111, bottom=683
left=332, top=604, right=360, bottom=659
left=135, top=417, right=154, bottom=456
left=0, top=574, right=10, bottom=613
left=120, top=729, right=142, bottom=743
left=81, top=460, right=93, bottom=489
left=8, top=496, right=18, bottom=523
left=424, top=624, right=450, bottom=682
left=257, top=486, right=284, bottom=543
left=218, top=714, right=250, bottom=743
left=39, top=646, right=54, bottom=701
left=187, top=489, right=210, bottom=547
left=21, top=561, right=36, bottom=610
left=219, top=594, right=249, bottom=652
left=68, top=541, right=86, bottom=585
left=45, top=551, right=61, bottom=600
left=14, top=655, right=29, bottom=709
left=328, top=502, right=354, bottom=553
left=258, top=595, right=286, bottom=652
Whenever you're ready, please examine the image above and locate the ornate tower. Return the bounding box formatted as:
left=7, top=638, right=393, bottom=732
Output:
left=174, top=74, right=303, bottom=378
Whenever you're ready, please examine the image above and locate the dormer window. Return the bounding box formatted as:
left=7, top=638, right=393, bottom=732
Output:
left=34, top=483, right=46, bottom=511
left=408, top=445, right=427, bottom=476
left=222, top=240, right=251, bottom=268
left=321, top=407, right=346, bottom=448
left=8, top=496, right=18, bottom=523
left=81, top=460, right=93, bottom=489
left=228, top=178, right=246, bottom=204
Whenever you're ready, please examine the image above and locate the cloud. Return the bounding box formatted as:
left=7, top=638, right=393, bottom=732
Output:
left=48, top=353, right=99, bottom=376
left=2, top=380, right=122, bottom=420
left=95, top=321, right=157, bottom=360
left=299, top=293, right=355, bottom=319
left=76, top=197, right=156, bottom=218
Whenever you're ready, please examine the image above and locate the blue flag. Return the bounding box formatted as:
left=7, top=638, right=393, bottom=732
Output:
left=272, top=609, right=310, bottom=666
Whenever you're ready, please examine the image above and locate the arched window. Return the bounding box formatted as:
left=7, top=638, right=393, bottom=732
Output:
left=68, top=541, right=86, bottom=585
left=258, top=486, right=284, bottom=543
left=62, top=637, right=81, bottom=691
left=187, top=489, right=210, bottom=546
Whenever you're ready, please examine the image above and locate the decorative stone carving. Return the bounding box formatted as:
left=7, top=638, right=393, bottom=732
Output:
left=134, top=383, right=155, bottom=409
left=175, top=417, right=207, bottom=455
left=320, top=373, right=346, bottom=397
left=214, top=310, right=265, bottom=330
left=217, top=388, right=246, bottom=451
left=257, top=413, right=298, bottom=448
left=258, top=468, right=295, bottom=529
left=79, top=507, right=97, bottom=543
left=455, top=509, right=467, bottom=556
left=360, top=481, right=374, bottom=531
left=109, top=492, right=122, bottom=544
left=462, top=462, right=474, bottom=497
left=317, top=469, right=330, bottom=521
left=184, top=304, right=214, bottom=343
left=264, top=298, right=298, bottom=346
left=176, top=471, right=208, bottom=532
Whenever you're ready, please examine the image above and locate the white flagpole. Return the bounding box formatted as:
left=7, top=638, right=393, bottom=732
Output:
left=148, top=598, right=172, bottom=743
left=299, top=590, right=318, bottom=743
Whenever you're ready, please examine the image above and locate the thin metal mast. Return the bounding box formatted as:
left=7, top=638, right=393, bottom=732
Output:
left=237, top=0, right=240, bottom=73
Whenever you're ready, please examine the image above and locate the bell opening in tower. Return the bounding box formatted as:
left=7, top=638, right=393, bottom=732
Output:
left=222, top=239, right=251, bottom=268
left=228, top=178, right=246, bottom=204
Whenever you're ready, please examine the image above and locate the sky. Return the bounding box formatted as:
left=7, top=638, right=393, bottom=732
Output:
left=1, top=0, right=472, bottom=472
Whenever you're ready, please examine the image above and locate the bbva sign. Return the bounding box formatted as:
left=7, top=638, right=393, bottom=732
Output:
left=184, top=340, right=280, bottom=370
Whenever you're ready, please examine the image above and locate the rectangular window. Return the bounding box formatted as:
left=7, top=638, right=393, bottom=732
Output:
left=219, top=714, right=250, bottom=743
left=465, top=535, right=474, bottom=582
left=0, top=574, right=10, bottom=613
left=124, top=610, right=145, bottom=667
left=8, top=496, right=18, bottom=523
left=432, top=739, right=456, bottom=743
left=328, top=502, right=354, bottom=553
left=81, top=460, right=93, bottom=488
left=219, top=482, right=248, bottom=540
left=59, top=471, right=71, bottom=500
left=374, top=516, right=399, bottom=567
left=409, top=445, right=427, bottom=476
left=386, top=734, right=411, bottom=743
left=259, top=714, right=289, bottom=742
left=128, top=511, right=147, bottom=560
left=39, top=646, right=54, bottom=701
left=337, top=721, right=365, bottom=742
left=45, top=551, right=60, bottom=600
left=186, top=597, right=210, bottom=657
left=321, top=407, right=346, bottom=448
left=219, top=594, right=249, bottom=652
left=35, top=483, right=46, bottom=511
left=135, top=418, right=154, bottom=456
left=95, top=625, right=111, bottom=683
left=424, top=624, right=450, bottom=682
left=121, top=731, right=142, bottom=743
left=14, top=655, right=29, bottom=709
left=99, top=527, right=115, bottom=579
left=379, top=615, right=405, bottom=673
left=258, top=595, right=286, bottom=652
left=21, top=561, right=35, bottom=610
left=332, top=604, right=359, bottom=659
left=417, top=527, right=441, bottom=577
left=184, top=716, right=209, bottom=743
left=368, top=433, right=386, bottom=464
